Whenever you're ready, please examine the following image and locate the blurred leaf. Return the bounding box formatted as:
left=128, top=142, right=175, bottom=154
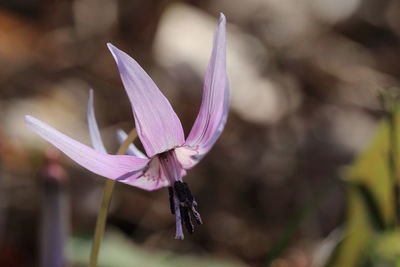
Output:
left=352, top=182, right=386, bottom=231
left=325, top=106, right=400, bottom=267
left=364, top=230, right=400, bottom=267
left=67, top=230, right=245, bottom=267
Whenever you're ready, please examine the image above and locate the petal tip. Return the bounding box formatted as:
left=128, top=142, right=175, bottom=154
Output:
left=88, top=88, right=94, bottom=101
left=106, top=42, right=114, bottom=49
left=107, top=42, right=119, bottom=55
left=25, top=115, right=35, bottom=124
left=24, top=115, right=42, bottom=133
left=107, top=43, right=118, bottom=57
left=217, top=13, right=226, bottom=35
left=107, top=43, right=123, bottom=65
left=219, top=13, right=226, bottom=23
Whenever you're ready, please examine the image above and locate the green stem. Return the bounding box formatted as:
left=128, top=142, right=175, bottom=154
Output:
left=386, top=103, right=400, bottom=226
left=89, top=129, right=137, bottom=267
left=382, top=95, right=400, bottom=227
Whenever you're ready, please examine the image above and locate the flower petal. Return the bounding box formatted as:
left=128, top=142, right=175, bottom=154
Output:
left=182, top=14, right=230, bottom=168
left=116, top=129, right=147, bottom=158
left=122, top=175, right=169, bottom=191
left=87, top=89, right=107, bottom=153
left=121, top=157, right=169, bottom=190
left=174, top=146, right=201, bottom=169
left=25, top=115, right=150, bottom=184
left=122, top=161, right=170, bottom=190
left=107, top=43, right=185, bottom=157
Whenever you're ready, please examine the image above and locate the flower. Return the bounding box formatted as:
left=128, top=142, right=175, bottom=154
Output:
left=25, top=13, right=229, bottom=239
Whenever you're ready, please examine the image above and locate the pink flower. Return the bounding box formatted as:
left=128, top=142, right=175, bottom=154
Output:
left=25, top=14, right=229, bottom=239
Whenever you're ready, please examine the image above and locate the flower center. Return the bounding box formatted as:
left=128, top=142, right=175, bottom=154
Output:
left=158, top=150, right=181, bottom=184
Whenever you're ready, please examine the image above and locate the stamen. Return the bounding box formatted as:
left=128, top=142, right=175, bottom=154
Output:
left=160, top=152, right=202, bottom=238
left=183, top=182, right=196, bottom=206
left=180, top=206, right=194, bottom=234
left=173, top=181, right=203, bottom=230
left=173, top=181, right=186, bottom=203
left=168, top=187, right=175, bottom=215
left=190, top=207, right=203, bottom=225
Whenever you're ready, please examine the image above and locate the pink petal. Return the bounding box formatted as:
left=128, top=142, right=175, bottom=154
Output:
left=121, top=156, right=177, bottom=191
left=174, top=146, right=200, bottom=169
left=87, top=89, right=107, bottom=153
left=182, top=14, right=230, bottom=168
left=122, top=174, right=169, bottom=191
left=125, top=157, right=169, bottom=190
left=122, top=153, right=189, bottom=191
left=25, top=115, right=151, bottom=185
left=107, top=43, right=185, bottom=157
left=121, top=159, right=169, bottom=190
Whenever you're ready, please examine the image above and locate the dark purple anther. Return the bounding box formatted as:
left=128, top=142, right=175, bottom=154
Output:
left=180, top=206, right=194, bottom=234
left=168, top=187, right=175, bottom=215
left=173, top=181, right=187, bottom=202
left=183, top=182, right=195, bottom=205
left=190, top=207, right=203, bottom=225
left=169, top=181, right=202, bottom=235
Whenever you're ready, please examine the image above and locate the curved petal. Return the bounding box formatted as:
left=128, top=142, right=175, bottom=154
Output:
left=25, top=115, right=153, bottom=186
left=182, top=14, right=230, bottom=168
left=174, top=146, right=201, bottom=169
left=107, top=43, right=184, bottom=157
left=121, top=157, right=169, bottom=190
left=116, top=129, right=147, bottom=158
left=120, top=157, right=169, bottom=190
left=87, top=89, right=107, bottom=153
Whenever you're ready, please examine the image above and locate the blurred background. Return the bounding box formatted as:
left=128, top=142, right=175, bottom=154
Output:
left=1, top=0, right=400, bottom=266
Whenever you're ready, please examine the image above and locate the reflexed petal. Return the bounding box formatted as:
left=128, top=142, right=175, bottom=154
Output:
left=116, top=129, right=147, bottom=158
left=108, top=43, right=185, bottom=157
left=121, top=157, right=169, bottom=190
left=174, top=146, right=200, bottom=169
left=121, top=175, right=169, bottom=191
left=25, top=115, right=150, bottom=183
left=182, top=14, right=230, bottom=168
left=87, top=89, right=107, bottom=153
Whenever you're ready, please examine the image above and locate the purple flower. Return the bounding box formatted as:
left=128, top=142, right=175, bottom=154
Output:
left=25, top=14, right=229, bottom=239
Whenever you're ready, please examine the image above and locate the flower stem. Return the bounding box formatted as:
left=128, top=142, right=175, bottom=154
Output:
left=89, top=128, right=137, bottom=267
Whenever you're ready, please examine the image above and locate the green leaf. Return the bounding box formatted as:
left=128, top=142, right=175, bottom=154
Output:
left=325, top=106, right=400, bottom=267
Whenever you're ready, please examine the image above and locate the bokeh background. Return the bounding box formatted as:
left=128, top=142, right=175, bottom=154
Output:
left=1, top=0, right=400, bottom=266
